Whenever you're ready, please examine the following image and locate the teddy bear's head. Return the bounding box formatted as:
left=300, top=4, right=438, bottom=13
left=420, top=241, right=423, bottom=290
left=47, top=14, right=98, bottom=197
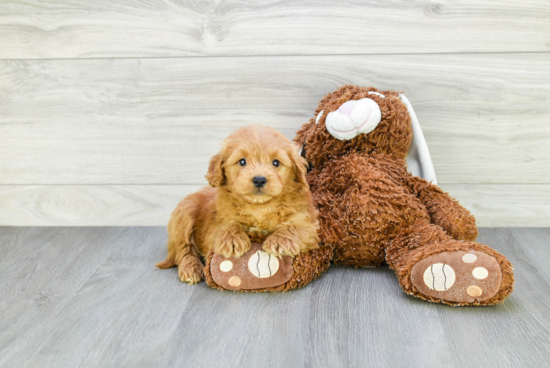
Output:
left=294, top=85, right=413, bottom=168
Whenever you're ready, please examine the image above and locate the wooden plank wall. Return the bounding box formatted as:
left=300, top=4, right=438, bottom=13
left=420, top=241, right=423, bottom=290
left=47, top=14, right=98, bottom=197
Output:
left=0, top=0, right=549, bottom=226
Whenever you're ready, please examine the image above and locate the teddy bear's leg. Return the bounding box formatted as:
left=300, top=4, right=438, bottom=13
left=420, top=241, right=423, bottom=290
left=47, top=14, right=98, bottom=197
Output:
left=385, top=221, right=514, bottom=306
left=405, top=175, right=479, bottom=242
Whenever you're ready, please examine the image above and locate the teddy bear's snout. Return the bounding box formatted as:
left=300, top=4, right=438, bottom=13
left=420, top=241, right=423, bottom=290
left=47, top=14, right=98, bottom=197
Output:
left=325, top=97, right=382, bottom=141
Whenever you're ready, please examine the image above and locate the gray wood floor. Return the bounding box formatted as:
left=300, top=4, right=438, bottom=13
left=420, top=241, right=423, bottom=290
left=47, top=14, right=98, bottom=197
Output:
left=1, top=227, right=549, bottom=368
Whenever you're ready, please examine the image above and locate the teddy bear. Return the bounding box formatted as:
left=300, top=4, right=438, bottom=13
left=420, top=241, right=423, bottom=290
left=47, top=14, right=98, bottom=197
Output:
left=290, top=85, right=514, bottom=306
left=204, top=85, right=514, bottom=306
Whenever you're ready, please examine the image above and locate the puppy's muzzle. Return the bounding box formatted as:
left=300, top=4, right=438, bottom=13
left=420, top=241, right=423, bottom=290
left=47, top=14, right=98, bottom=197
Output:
left=252, top=176, right=267, bottom=188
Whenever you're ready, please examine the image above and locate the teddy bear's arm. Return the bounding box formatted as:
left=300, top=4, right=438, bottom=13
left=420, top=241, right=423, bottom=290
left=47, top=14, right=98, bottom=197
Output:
left=404, top=174, right=478, bottom=242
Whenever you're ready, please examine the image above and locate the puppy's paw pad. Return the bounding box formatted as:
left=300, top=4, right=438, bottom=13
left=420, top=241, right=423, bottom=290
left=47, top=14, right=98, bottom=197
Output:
left=411, top=250, right=503, bottom=304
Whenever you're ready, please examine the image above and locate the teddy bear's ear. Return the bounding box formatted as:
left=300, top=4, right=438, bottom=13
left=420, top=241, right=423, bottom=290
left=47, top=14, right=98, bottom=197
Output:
left=399, top=94, right=437, bottom=184
left=293, top=118, right=316, bottom=168
left=294, top=120, right=311, bottom=149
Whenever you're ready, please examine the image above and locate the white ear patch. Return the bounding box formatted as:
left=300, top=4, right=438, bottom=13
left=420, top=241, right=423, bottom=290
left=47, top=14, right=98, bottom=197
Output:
left=368, top=91, right=385, bottom=98
left=325, top=98, right=382, bottom=140
left=315, top=110, right=324, bottom=124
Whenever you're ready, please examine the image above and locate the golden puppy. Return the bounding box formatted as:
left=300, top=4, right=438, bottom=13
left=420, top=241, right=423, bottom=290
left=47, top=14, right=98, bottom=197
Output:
left=156, top=125, right=319, bottom=283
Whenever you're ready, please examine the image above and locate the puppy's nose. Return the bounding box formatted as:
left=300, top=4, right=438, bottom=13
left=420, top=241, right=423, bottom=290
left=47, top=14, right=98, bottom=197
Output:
left=252, top=176, right=267, bottom=188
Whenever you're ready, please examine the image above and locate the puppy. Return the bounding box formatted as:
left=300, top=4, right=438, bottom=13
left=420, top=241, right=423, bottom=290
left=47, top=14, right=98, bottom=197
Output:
left=156, top=125, right=319, bottom=284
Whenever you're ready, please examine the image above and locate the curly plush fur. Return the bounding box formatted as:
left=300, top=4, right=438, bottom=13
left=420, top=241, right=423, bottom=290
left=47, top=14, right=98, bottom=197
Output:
left=294, top=85, right=514, bottom=306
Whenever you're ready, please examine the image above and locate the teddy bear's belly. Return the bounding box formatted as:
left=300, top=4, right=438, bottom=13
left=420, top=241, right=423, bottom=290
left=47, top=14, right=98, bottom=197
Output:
left=312, top=175, right=430, bottom=267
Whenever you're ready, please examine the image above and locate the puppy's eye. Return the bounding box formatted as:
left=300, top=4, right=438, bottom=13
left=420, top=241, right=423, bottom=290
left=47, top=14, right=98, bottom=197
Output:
left=272, top=159, right=280, bottom=167
left=238, top=158, right=247, bottom=166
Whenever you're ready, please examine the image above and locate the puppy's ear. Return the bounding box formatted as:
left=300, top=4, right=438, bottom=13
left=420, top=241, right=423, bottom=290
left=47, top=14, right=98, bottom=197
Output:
left=205, top=152, right=225, bottom=187
left=290, top=146, right=309, bottom=188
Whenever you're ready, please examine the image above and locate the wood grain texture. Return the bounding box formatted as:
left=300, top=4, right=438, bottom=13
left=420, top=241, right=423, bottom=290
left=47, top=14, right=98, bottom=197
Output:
left=1, top=53, right=549, bottom=185
left=439, top=184, right=550, bottom=227
left=1, top=0, right=549, bottom=59
left=1, top=184, right=548, bottom=226
left=0, top=227, right=128, bottom=366
left=508, top=228, right=550, bottom=287
left=0, top=227, right=549, bottom=367
left=0, top=185, right=202, bottom=226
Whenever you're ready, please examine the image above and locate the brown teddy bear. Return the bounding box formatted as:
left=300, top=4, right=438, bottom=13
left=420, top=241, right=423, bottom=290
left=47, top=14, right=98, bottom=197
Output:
left=293, top=85, right=514, bottom=306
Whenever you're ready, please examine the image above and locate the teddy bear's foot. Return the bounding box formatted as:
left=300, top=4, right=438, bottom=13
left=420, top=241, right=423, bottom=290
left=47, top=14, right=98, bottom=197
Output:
left=204, top=241, right=333, bottom=292
left=207, top=242, right=294, bottom=291
left=410, top=250, right=504, bottom=304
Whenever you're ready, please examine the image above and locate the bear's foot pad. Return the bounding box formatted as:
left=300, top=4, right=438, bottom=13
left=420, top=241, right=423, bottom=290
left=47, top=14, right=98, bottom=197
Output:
left=410, top=250, right=502, bottom=303
left=210, top=242, right=294, bottom=291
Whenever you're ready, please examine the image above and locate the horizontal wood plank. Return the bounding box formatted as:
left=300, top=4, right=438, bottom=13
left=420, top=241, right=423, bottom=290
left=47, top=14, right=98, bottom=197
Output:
left=0, top=184, right=548, bottom=226
left=439, top=184, right=550, bottom=227
left=0, top=0, right=549, bottom=59
left=1, top=54, right=549, bottom=185
left=0, top=185, right=202, bottom=226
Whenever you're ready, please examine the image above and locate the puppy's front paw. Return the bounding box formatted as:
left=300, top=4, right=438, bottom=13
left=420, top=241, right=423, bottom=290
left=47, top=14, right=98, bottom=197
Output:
left=214, top=231, right=251, bottom=258
left=178, top=260, right=204, bottom=284
left=263, top=235, right=301, bottom=257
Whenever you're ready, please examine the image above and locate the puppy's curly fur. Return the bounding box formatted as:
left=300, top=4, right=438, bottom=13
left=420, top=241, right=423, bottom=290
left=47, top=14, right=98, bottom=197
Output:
left=157, top=125, right=319, bottom=284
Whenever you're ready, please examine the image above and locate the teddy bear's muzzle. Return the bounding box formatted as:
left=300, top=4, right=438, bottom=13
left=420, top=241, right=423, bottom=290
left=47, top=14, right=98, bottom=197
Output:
left=325, top=97, right=382, bottom=140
